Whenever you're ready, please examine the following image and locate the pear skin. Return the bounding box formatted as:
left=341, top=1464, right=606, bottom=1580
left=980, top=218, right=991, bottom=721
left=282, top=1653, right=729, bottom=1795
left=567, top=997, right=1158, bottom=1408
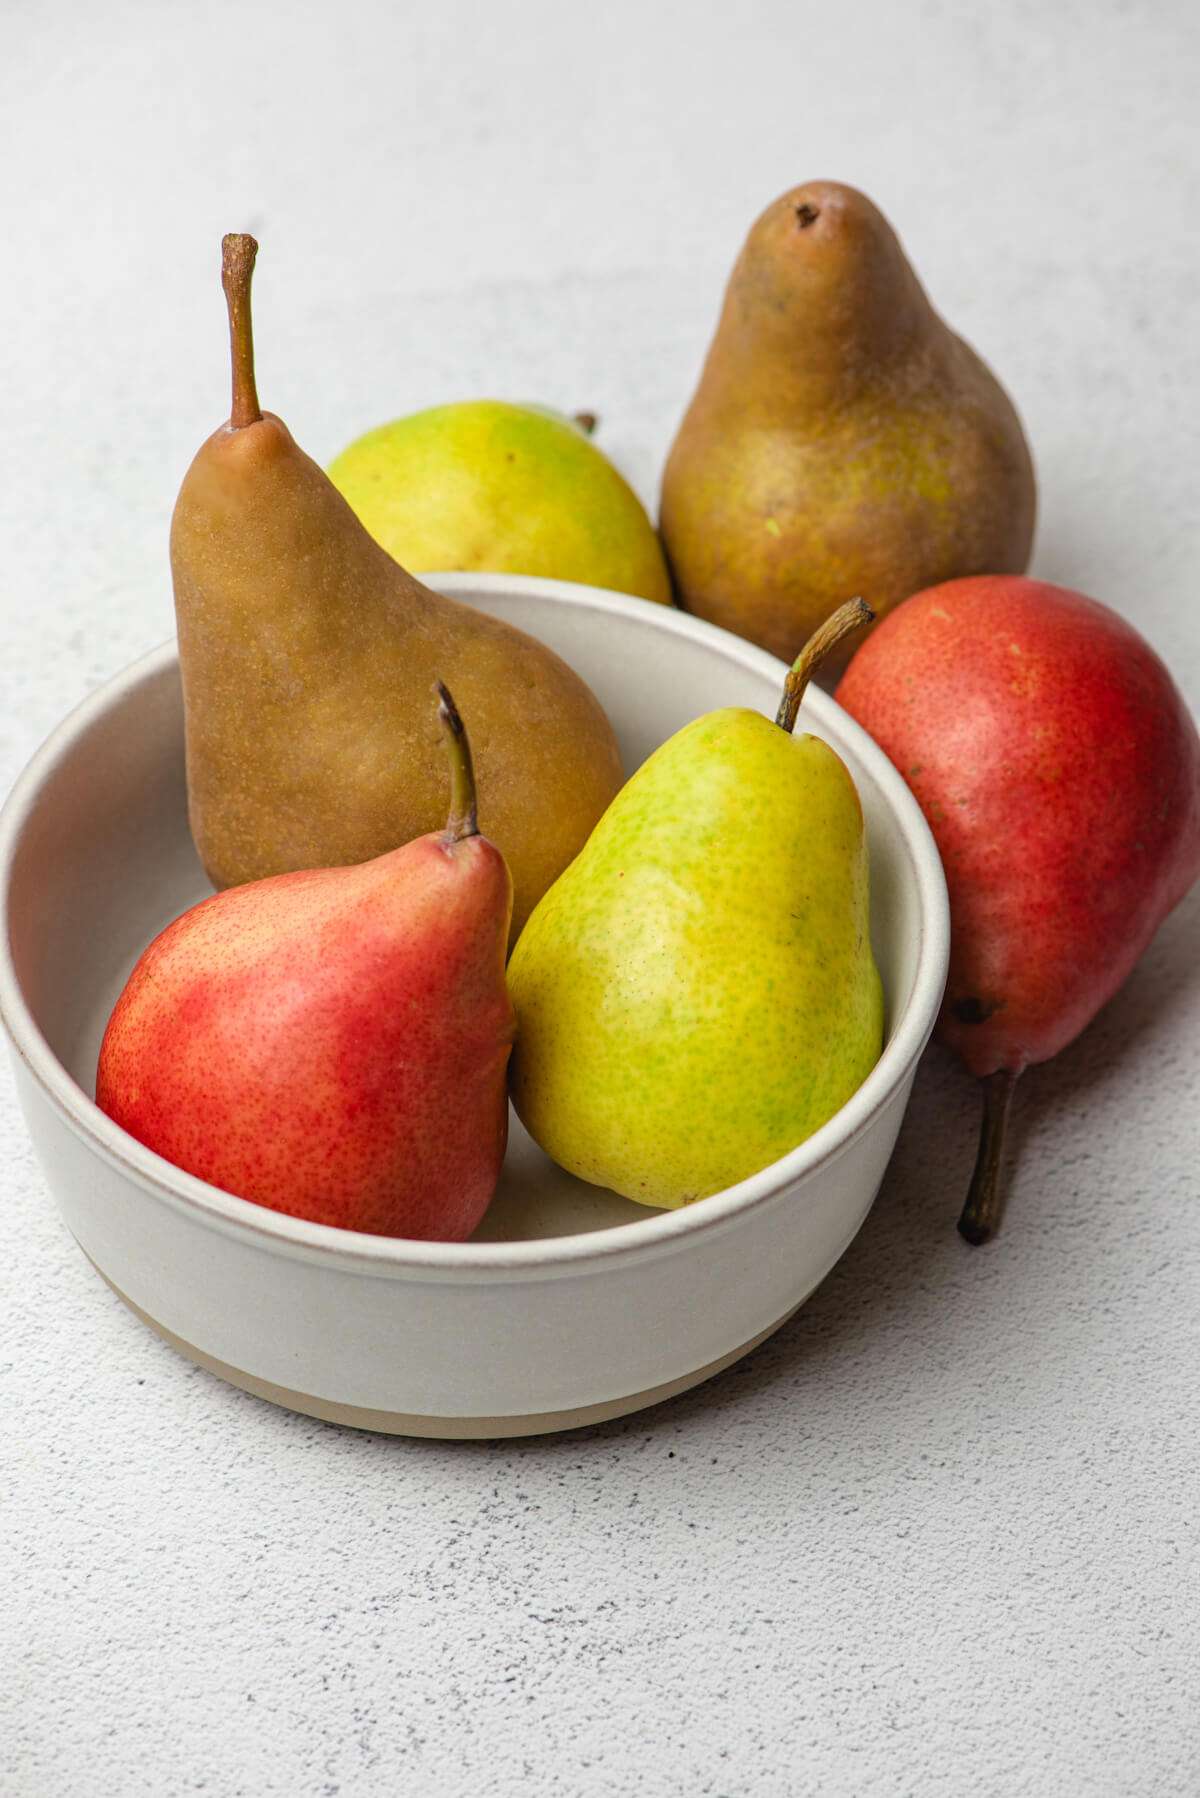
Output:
left=97, top=688, right=516, bottom=1241
left=660, top=182, right=1036, bottom=666
left=329, top=401, right=673, bottom=606
left=171, top=237, right=623, bottom=940
left=836, top=575, right=1200, bottom=1242
left=508, top=602, right=884, bottom=1207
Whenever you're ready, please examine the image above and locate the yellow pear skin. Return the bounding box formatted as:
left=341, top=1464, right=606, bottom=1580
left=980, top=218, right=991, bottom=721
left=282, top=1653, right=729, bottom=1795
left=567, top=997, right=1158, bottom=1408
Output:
left=172, top=239, right=623, bottom=941
left=329, top=401, right=673, bottom=606
left=660, top=181, right=1036, bottom=666
left=508, top=637, right=884, bottom=1207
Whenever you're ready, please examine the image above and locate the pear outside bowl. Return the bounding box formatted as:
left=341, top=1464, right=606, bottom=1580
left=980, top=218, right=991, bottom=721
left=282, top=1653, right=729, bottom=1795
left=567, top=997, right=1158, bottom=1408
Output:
left=0, top=576, right=949, bottom=1437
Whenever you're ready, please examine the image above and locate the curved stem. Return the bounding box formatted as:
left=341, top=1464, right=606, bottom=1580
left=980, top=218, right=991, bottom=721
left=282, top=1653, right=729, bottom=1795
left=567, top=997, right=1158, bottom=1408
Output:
left=958, top=1068, right=1021, bottom=1245
left=436, top=682, right=479, bottom=843
left=775, top=597, right=874, bottom=733
left=221, top=233, right=262, bottom=429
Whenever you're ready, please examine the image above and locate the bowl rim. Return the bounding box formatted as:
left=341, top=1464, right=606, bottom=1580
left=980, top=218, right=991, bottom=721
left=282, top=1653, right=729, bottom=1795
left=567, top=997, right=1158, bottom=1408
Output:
left=0, top=574, right=949, bottom=1279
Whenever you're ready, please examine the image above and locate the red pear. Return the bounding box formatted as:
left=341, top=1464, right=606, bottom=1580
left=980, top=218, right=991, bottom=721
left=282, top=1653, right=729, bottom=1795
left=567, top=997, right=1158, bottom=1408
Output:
left=836, top=575, right=1200, bottom=1243
left=97, top=686, right=515, bottom=1241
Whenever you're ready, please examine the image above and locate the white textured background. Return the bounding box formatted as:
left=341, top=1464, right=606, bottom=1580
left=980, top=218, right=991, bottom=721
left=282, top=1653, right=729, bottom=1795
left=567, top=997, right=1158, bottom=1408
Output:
left=3, top=3, right=1199, bottom=1794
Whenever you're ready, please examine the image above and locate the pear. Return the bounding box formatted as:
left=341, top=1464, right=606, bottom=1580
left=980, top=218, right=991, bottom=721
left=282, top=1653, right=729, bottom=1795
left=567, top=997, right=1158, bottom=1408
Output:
left=329, top=400, right=673, bottom=606
left=836, top=575, right=1200, bottom=1243
left=660, top=181, right=1036, bottom=665
left=96, top=686, right=515, bottom=1241
left=508, top=601, right=884, bottom=1208
left=171, top=236, right=623, bottom=940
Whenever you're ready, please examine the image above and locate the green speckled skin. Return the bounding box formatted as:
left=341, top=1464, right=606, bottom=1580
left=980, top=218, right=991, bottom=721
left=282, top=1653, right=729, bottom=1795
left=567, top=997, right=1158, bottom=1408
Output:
left=329, top=401, right=673, bottom=607
left=507, top=708, right=884, bottom=1208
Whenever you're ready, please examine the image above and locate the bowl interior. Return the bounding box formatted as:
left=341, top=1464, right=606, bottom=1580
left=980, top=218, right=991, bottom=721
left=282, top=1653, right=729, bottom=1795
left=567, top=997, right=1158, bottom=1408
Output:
left=4, top=579, right=932, bottom=1245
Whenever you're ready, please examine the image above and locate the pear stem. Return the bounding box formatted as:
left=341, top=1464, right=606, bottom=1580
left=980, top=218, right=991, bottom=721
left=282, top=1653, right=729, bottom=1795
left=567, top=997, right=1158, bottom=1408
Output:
left=775, top=597, right=875, bottom=734
left=221, top=233, right=262, bottom=430
left=958, top=1068, right=1021, bottom=1245
left=572, top=410, right=598, bottom=435
left=436, top=682, right=479, bottom=844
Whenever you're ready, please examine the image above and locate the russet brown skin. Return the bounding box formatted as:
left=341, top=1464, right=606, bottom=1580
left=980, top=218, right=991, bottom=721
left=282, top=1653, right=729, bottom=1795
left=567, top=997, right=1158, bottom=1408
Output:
left=172, top=238, right=623, bottom=942
left=836, top=575, right=1200, bottom=1241
left=660, top=182, right=1037, bottom=668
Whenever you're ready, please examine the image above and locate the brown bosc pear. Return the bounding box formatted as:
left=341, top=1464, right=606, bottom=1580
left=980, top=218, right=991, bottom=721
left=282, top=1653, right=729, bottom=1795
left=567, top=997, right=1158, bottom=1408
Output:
left=171, top=235, right=623, bottom=940
left=660, top=181, right=1036, bottom=667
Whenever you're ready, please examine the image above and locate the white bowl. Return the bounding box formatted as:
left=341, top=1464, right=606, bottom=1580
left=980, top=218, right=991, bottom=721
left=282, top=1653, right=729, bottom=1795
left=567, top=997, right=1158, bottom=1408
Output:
left=0, top=576, right=948, bottom=1437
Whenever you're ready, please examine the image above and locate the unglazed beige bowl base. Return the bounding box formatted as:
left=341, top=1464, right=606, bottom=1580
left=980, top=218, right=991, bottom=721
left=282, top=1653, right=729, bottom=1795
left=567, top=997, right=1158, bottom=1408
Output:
left=89, top=1251, right=803, bottom=1439
left=0, top=576, right=950, bottom=1437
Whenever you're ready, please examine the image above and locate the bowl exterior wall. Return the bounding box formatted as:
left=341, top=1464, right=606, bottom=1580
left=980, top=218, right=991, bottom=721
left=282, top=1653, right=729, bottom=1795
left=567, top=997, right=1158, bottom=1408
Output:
left=13, top=1051, right=913, bottom=1419
left=1, top=577, right=948, bottom=1432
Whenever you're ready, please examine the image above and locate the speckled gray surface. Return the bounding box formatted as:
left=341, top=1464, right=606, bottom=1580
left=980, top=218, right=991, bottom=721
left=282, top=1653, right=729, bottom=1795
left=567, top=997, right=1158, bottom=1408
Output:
left=3, top=3, right=1199, bottom=1794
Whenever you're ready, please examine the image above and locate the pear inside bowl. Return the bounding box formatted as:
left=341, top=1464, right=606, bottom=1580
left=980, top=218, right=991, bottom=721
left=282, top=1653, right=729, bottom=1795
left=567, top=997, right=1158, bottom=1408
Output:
left=0, top=576, right=948, bottom=1435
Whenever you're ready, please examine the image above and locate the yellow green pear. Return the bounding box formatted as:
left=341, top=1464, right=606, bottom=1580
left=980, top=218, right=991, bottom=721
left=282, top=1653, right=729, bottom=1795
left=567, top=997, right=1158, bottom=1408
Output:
left=508, top=601, right=884, bottom=1208
left=329, top=400, right=673, bottom=605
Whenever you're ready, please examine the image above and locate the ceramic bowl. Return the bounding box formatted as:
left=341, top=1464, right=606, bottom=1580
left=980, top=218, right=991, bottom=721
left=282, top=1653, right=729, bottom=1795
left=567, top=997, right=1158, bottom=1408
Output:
left=0, top=576, right=948, bottom=1437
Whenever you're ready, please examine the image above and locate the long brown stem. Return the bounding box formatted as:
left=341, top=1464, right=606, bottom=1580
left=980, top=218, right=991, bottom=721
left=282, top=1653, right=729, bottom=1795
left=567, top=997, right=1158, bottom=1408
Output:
left=958, top=1068, right=1021, bottom=1245
left=436, top=682, right=479, bottom=843
left=221, top=234, right=262, bottom=429
left=775, top=597, right=874, bottom=733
